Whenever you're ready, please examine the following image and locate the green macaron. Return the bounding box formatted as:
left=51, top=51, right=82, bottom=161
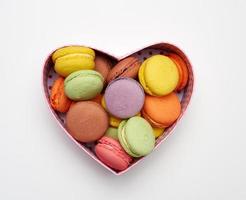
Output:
left=105, top=127, right=118, bottom=140
left=64, top=70, right=104, bottom=101
left=118, top=116, right=155, bottom=157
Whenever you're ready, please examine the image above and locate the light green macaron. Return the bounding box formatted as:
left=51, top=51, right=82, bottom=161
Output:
left=105, top=127, right=118, bottom=140
left=64, top=70, right=104, bottom=101
left=118, top=116, right=155, bottom=157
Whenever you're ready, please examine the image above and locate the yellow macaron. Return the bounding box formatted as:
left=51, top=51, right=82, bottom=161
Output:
left=153, top=127, right=165, bottom=138
left=52, top=46, right=95, bottom=77
left=138, top=55, right=179, bottom=96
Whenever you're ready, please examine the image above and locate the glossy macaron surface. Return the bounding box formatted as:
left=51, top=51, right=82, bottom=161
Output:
left=52, top=46, right=95, bottom=61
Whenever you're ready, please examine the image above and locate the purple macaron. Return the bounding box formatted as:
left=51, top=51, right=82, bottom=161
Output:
left=104, top=78, right=145, bottom=119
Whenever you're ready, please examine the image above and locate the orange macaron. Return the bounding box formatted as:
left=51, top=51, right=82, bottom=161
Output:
left=167, top=53, right=189, bottom=92
left=142, top=93, right=181, bottom=128
left=50, top=77, right=72, bottom=113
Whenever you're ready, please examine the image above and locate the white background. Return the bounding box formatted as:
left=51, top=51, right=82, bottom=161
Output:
left=1, top=0, right=246, bottom=199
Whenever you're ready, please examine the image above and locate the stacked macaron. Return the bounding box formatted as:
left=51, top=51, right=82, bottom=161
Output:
left=49, top=46, right=189, bottom=171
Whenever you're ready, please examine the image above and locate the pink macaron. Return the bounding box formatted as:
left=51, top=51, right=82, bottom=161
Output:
left=95, top=136, right=132, bottom=171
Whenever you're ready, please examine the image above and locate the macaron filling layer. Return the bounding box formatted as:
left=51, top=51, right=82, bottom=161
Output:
left=124, top=117, right=155, bottom=156
left=138, top=60, right=154, bottom=95
left=65, top=70, right=103, bottom=84
left=142, top=109, right=168, bottom=128
left=54, top=47, right=96, bottom=77
left=98, top=137, right=132, bottom=164
left=107, top=56, right=140, bottom=82
left=119, top=122, right=141, bottom=157
left=122, top=128, right=141, bottom=157
left=52, top=46, right=95, bottom=61
left=96, top=144, right=130, bottom=168
left=95, top=137, right=132, bottom=171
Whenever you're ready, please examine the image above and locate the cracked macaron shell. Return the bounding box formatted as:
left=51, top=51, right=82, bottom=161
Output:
left=64, top=70, right=104, bottom=101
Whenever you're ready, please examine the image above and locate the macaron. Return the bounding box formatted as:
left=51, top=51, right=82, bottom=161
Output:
left=142, top=93, right=181, bottom=128
left=101, top=96, right=122, bottom=127
left=153, top=127, right=165, bottom=138
left=95, top=136, right=132, bottom=171
left=118, top=116, right=155, bottom=157
left=167, top=53, right=189, bottom=92
left=64, top=70, right=104, bottom=101
left=91, top=94, right=103, bottom=104
left=138, top=55, right=179, bottom=96
left=94, top=55, right=112, bottom=81
left=105, top=78, right=145, bottom=119
left=66, top=101, right=109, bottom=142
left=106, top=56, right=141, bottom=83
left=50, top=77, right=72, bottom=113
left=105, top=127, right=118, bottom=140
left=52, top=46, right=95, bottom=77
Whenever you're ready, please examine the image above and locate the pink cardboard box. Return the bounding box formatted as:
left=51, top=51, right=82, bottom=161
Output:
left=42, top=42, right=194, bottom=175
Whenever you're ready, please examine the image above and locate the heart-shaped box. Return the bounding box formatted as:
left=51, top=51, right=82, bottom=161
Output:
left=42, top=42, right=194, bottom=175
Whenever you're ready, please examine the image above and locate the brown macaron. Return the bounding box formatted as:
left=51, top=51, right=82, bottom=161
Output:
left=95, top=55, right=112, bottom=81
left=66, top=101, right=109, bottom=142
left=106, top=56, right=141, bottom=83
